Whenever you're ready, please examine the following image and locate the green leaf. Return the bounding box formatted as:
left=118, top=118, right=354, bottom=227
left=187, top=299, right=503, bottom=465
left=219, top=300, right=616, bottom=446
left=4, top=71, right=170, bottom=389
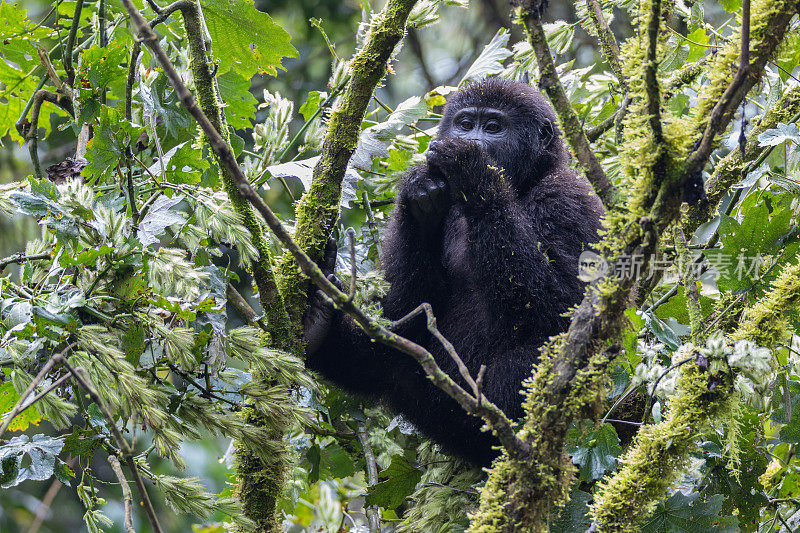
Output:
left=78, top=41, right=129, bottom=91
left=216, top=71, right=258, bottom=129
left=550, top=489, right=592, bottom=533
left=136, top=195, right=186, bottom=247
left=365, top=455, right=422, bottom=509
left=758, top=123, right=800, bottom=147
left=0, top=434, right=63, bottom=488
left=719, top=0, right=741, bottom=13
left=0, top=379, right=41, bottom=433
left=201, top=0, right=297, bottom=78
left=299, top=91, right=325, bottom=121
left=84, top=106, right=143, bottom=178
left=641, top=492, right=735, bottom=532
left=569, top=424, right=621, bottom=482
left=705, top=195, right=798, bottom=293
left=655, top=286, right=714, bottom=324
left=685, top=28, right=710, bottom=63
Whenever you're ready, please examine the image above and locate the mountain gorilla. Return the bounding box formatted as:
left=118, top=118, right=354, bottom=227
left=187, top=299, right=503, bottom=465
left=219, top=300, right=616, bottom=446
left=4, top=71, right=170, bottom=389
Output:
left=305, top=78, right=605, bottom=466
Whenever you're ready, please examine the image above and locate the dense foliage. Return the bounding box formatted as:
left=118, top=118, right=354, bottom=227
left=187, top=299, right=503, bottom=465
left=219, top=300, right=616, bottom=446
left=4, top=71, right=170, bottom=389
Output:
left=0, top=0, right=799, bottom=531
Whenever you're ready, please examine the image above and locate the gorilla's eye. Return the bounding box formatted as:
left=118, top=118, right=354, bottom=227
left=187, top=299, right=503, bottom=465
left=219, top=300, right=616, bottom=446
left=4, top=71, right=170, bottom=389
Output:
left=484, top=120, right=503, bottom=134
left=457, top=118, right=474, bottom=131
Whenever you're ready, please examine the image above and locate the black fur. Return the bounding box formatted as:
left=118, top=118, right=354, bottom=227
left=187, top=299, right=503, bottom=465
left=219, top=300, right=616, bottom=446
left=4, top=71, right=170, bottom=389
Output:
left=306, top=78, right=605, bottom=466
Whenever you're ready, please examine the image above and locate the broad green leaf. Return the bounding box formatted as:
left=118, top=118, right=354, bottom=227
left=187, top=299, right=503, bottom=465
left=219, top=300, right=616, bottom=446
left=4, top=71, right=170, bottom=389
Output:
left=365, top=455, right=422, bottom=509
left=216, top=71, right=258, bottom=129
left=685, top=28, right=710, bottom=63
left=0, top=434, right=63, bottom=488
left=0, top=379, right=41, bottom=433
left=641, top=492, right=735, bottom=532
left=655, top=286, right=714, bottom=324
left=201, top=0, right=297, bottom=78
left=758, top=123, right=800, bottom=147
left=568, top=423, right=622, bottom=482
left=299, top=91, right=326, bottom=121
left=78, top=41, right=129, bottom=92
left=84, top=106, right=144, bottom=178
left=719, top=0, right=741, bottom=13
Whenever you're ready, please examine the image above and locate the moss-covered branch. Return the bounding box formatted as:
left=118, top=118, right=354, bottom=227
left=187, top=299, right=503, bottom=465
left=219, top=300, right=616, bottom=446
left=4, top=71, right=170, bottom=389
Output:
left=683, top=86, right=800, bottom=235
left=176, top=3, right=294, bottom=530
left=590, top=358, right=733, bottom=532
left=277, top=0, right=419, bottom=327
left=585, top=0, right=626, bottom=87
left=519, top=1, right=617, bottom=208
left=591, top=261, right=800, bottom=532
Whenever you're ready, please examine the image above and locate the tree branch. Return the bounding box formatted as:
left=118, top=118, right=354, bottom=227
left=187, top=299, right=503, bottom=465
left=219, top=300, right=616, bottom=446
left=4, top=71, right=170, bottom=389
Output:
left=118, top=0, right=529, bottom=459
left=519, top=2, right=617, bottom=208
left=585, top=0, right=626, bottom=88
left=276, top=0, right=420, bottom=326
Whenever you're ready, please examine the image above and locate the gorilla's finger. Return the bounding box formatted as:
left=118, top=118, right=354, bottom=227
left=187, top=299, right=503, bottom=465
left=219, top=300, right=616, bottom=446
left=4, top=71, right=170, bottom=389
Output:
left=417, top=188, right=435, bottom=214
left=322, top=236, right=337, bottom=274
left=327, top=273, right=344, bottom=291
left=426, top=180, right=444, bottom=207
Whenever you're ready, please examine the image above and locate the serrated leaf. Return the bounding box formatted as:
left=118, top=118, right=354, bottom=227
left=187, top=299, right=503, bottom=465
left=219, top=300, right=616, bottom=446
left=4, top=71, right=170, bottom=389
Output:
left=461, top=29, right=512, bottom=84
left=569, top=424, right=621, bottom=481
left=78, top=41, right=128, bottom=90
left=0, top=434, right=63, bottom=488
left=299, top=91, right=325, bottom=121
left=642, top=492, right=736, bottom=532
left=201, top=0, right=297, bottom=78
left=365, top=455, right=422, bottom=509
left=216, top=71, right=258, bottom=129
left=0, top=380, right=41, bottom=432
left=137, top=195, right=186, bottom=247
left=758, top=123, right=800, bottom=147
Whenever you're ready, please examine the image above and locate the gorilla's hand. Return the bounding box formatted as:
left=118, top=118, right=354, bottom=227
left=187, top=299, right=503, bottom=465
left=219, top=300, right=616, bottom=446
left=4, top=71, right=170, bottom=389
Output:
left=303, top=238, right=340, bottom=355
left=427, top=137, right=512, bottom=211
left=401, top=165, right=450, bottom=228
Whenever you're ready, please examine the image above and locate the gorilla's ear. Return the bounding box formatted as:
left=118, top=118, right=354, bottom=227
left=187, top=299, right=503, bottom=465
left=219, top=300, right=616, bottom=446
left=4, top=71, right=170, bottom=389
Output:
left=539, top=120, right=555, bottom=150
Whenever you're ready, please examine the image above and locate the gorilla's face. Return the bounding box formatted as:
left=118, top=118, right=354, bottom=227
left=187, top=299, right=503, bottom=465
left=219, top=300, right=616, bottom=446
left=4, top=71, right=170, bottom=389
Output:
left=437, top=78, right=563, bottom=193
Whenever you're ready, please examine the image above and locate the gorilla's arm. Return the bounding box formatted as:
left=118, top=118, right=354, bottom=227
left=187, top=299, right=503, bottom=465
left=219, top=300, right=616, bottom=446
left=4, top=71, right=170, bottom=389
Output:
left=380, top=164, right=451, bottom=319
left=429, top=138, right=597, bottom=330
left=306, top=165, right=450, bottom=397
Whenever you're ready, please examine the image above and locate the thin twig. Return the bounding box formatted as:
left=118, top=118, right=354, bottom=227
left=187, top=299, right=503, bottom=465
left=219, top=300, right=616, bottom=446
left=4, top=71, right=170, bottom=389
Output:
left=56, top=355, right=164, bottom=533
left=390, top=303, right=478, bottom=395
left=107, top=455, right=136, bottom=533
left=357, top=424, right=381, bottom=533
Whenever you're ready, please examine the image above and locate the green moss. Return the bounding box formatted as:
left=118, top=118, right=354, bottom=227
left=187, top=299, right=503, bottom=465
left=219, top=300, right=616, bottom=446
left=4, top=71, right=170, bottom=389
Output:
left=277, top=0, right=418, bottom=326
left=590, top=357, right=729, bottom=531
left=735, top=262, right=800, bottom=347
